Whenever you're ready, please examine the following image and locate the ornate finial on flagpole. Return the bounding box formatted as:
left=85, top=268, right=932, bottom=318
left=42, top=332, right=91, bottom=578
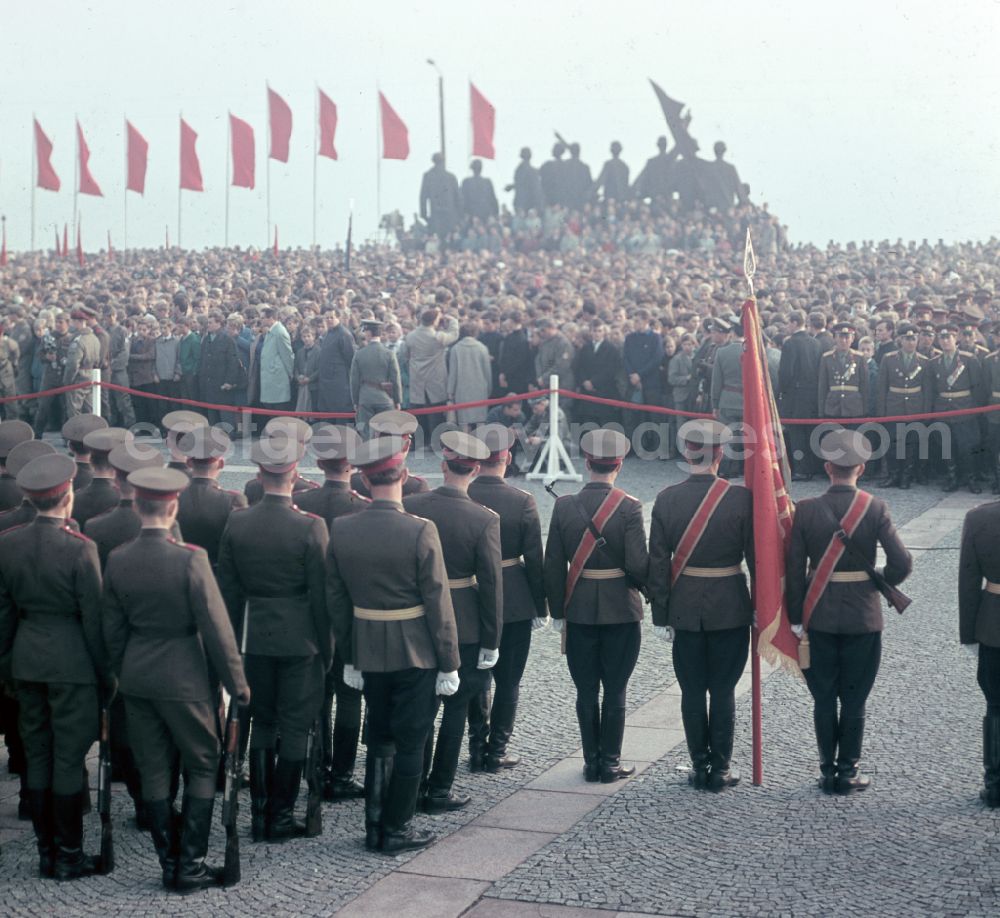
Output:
left=743, top=227, right=756, bottom=299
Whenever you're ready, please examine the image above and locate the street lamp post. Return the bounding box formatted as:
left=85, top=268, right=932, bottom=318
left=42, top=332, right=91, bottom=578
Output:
left=426, top=58, right=445, bottom=164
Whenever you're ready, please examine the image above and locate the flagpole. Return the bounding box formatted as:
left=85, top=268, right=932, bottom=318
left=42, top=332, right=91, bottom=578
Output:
left=123, top=115, right=128, bottom=250
left=30, top=116, right=36, bottom=251
left=312, top=82, right=318, bottom=249
left=376, top=87, right=382, bottom=237
left=73, top=119, right=79, bottom=243
left=177, top=112, right=183, bottom=249
left=266, top=82, right=272, bottom=250
left=225, top=113, right=231, bottom=247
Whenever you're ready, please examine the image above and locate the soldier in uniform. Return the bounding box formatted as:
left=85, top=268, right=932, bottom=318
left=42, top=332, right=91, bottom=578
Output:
left=692, top=319, right=728, bottom=414
left=818, top=322, right=869, bottom=426
left=466, top=424, right=547, bottom=773
left=243, top=416, right=320, bottom=505
left=648, top=419, right=753, bottom=790
left=163, top=409, right=210, bottom=477
left=0, top=419, right=34, bottom=511
left=787, top=429, right=912, bottom=793
left=0, top=440, right=57, bottom=533
left=917, top=322, right=940, bottom=360
left=930, top=323, right=986, bottom=493
left=982, top=330, right=1000, bottom=494
left=710, top=316, right=745, bottom=479
left=404, top=430, right=502, bottom=812
left=958, top=492, right=1000, bottom=806
left=875, top=324, right=932, bottom=489
left=32, top=310, right=71, bottom=437
left=295, top=423, right=368, bottom=801
left=62, top=308, right=102, bottom=419
left=71, top=427, right=132, bottom=529
left=350, top=319, right=402, bottom=439
left=779, top=310, right=824, bottom=480
left=0, top=454, right=111, bottom=880
left=217, top=433, right=331, bottom=843
left=544, top=429, right=649, bottom=783
left=350, top=410, right=430, bottom=498
left=326, top=435, right=460, bottom=853
left=103, top=467, right=249, bottom=892
left=62, top=413, right=109, bottom=492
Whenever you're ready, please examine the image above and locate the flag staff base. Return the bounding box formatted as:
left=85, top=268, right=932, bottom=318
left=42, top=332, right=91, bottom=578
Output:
left=526, top=375, right=581, bottom=483
left=752, top=629, right=762, bottom=786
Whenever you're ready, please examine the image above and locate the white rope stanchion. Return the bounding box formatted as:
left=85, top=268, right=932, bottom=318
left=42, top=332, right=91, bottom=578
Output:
left=526, top=374, right=581, bottom=483
left=91, top=369, right=102, bottom=419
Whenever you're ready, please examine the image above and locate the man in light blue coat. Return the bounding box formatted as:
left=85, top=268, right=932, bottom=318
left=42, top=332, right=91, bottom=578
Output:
left=259, top=306, right=294, bottom=413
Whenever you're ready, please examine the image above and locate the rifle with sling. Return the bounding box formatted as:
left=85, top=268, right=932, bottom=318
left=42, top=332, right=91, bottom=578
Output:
left=97, top=698, right=114, bottom=874
left=220, top=697, right=241, bottom=886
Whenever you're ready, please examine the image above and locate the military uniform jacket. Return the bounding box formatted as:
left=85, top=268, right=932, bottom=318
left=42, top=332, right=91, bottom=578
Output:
left=875, top=351, right=932, bottom=417
left=403, top=487, right=502, bottom=649
left=326, top=499, right=461, bottom=674
left=543, top=482, right=649, bottom=625
left=71, top=477, right=120, bottom=530
left=62, top=329, right=101, bottom=384
left=778, top=330, right=822, bottom=417
left=467, top=475, right=546, bottom=623
left=294, top=479, right=369, bottom=530
left=647, top=474, right=753, bottom=630
left=103, top=529, right=249, bottom=702
left=0, top=473, right=20, bottom=513
left=984, top=352, right=1000, bottom=426
left=786, top=485, right=912, bottom=634
left=0, top=517, right=107, bottom=685
left=217, top=494, right=331, bottom=664
left=73, top=461, right=94, bottom=492
left=818, top=349, right=869, bottom=418
left=244, top=473, right=319, bottom=506
left=176, top=477, right=248, bottom=567
left=85, top=499, right=182, bottom=571
left=710, top=340, right=744, bottom=423
left=351, top=470, right=429, bottom=500
left=930, top=351, right=985, bottom=412
left=959, top=500, right=1000, bottom=647
left=350, top=341, right=402, bottom=409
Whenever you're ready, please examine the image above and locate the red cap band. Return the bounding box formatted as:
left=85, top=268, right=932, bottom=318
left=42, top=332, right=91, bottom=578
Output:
left=583, top=450, right=622, bottom=467
left=442, top=449, right=480, bottom=470
left=24, top=480, right=73, bottom=501
left=361, top=450, right=406, bottom=476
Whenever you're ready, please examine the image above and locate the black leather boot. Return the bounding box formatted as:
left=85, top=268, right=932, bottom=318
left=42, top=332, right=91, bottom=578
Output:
left=899, top=462, right=913, bottom=490
left=981, top=715, right=1000, bottom=807
left=835, top=716, right=871, bottom=793
left=146, top=798, right=179, bottom=889
left=28, top=788, right=54, bottom=878
left=248, top=748, right=273, bottom=842
left=364, top=753, right=393, bottom=851
left=423, top=732, right=471, bottom=812
left=943, top=459, right=960, bottom=493
left=381, top=772, right=433, bottom=854
left=814, top=709, right=838, bottom=793
left=18, top=773, right=31, bottom=821
left=467, top=687, right=491, bottom=773
left=174, top=796, right=223, bottom=893
left=327, top=723, right=364, bottom=800
left=681, top=709, right=711, bottom=789
left=485, top=702, right=522, bottom=772
left=599, top=706, right=635, bottom=783
left=708, top=709, right=741, bottom=791
left=877, top=462, right=899, bottom=488
left=52, top=792, right=98, bottom=881
left=577, top=702, right=601, bottom=782
left=267, top=758, right=306, bottom=842
left=965, top=458, right=982, bottom=495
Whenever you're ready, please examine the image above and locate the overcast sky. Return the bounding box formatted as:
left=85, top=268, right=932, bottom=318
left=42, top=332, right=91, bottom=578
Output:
left=1, top=0, right=997, bottom=252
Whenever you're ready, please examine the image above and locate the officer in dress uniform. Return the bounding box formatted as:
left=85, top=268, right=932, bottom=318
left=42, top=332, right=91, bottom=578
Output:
left=294, top=423, right=369, bottom=801
left=648, top=419, right=753, bottom=790
left=466, top=424, right=547, bottom=773
left=243, top=416, right=320, bottom=505
left=0, top=419, right=34, bottom=511
left=930, top=323, right=986, bottom=494
left=0, top=453, right=111, bottom=880
left=162, top=409, right=210, bottom=477
left=174, top=426, right=247, bottom=569
left=62, top=413, right=109, bottom=492
left=875, top=324, right=932, bottom=489
left=0, top=440, right=57, bottom=533
left=818, top=322, right=869, bottom=425
left=544, top=429, right=649, bottom=783
left=958, top=493, right=1000, bottom=806
left=404, top=430, right=502, bottom=812
left=326, top=435, right=461, bottom=853
left=103, top=468, right=250, bottom=892
left=350, top=410, right=430, bottom=498
left=71, top=427, right=132, bottom=529
left=787, top=429, right=912, bottom=793
left=710, top=316, right=745, bottom=479
left=350, top=319, right=402, bottom=439
left=62, top=309, right=101, bottom=419
left=217, top=432, right=331, bottom=843
left=981, top=329, right=1000, bottom=494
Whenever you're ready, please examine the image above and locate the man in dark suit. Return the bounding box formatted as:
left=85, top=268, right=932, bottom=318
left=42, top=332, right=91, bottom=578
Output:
left=648, top=419, right=753, bottom=790
left=778, top=310, right=823, bottom=480
left=197, top=311, right=244, bottom=427
left=787, top=430, right=912, bottom=793
left=498, top=313, right=535, bottom=395
left=466, top=425, right=547, bottom=772
left=573, top=321, right=622, bottom=426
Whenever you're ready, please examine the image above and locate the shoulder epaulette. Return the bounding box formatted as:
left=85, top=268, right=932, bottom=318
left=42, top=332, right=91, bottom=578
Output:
left=822, top=349, right=835, bottom=357
left=884, top=350, right=899, bottom=359
left=293, top=506, right=324, bottom=522
left=62, top=526, right=93, bottom=543
left=167, top=536, right=200, bottom=553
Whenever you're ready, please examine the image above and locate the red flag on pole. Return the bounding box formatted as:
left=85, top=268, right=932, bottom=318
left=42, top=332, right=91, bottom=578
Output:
left=470, top=83, right=496, bottom=159
left=107, top=230, right=113, bottom=260
left=76, top=221, right=84, bottom=266
left=62, top=223, right=68, bottom=257
left=179, top=119, right=204, bottom=192
left=77, top=121, right=103, bottom=196
left=230, top=114, right=255, bottom=188
left=34, top=119, right=60, bottom=191
left=268, top=87, right=292, bottom=162
left=126, top=120, right=148, bottom=193
left=318, top=89, right=338, bottom=160
left=378, top=92, right=409, bottom=160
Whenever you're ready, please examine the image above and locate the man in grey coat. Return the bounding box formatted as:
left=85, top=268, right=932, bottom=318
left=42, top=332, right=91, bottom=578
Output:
left=258, top=307, right=294, bottom=412
left=447, top=324, right=493, bottom=429
left=398, top=308, right=458, bottom=448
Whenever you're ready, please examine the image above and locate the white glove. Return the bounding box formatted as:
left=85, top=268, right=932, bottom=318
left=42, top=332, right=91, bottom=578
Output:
left=964, top=643, right=980, bottom=659
left=791, top=624, right=804, bottom=638
left=436, top=670, right=460, bottom=696
left=477, top=647, right=499, bottom=670
left=342, top=664, right=364, bottom=691
left=654, top=625, right=674, bottom=643
left=550, top=618, right=564, bottom=634
left=532, top=615, right=550, bottom=631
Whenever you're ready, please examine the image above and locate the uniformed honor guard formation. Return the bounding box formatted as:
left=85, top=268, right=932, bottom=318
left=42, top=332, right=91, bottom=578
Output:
left=5, top=397, right=1000, bottom=894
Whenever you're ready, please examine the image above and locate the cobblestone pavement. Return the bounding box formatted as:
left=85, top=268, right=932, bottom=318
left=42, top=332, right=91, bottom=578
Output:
left=0, top=445, right=969, bottom=915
